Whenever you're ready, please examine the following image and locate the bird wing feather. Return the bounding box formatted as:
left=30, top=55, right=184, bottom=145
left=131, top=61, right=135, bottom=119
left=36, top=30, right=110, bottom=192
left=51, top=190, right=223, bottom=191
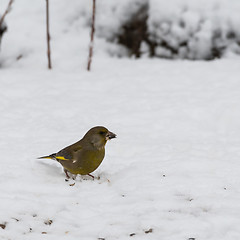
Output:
left=56, top=143, right=83, bottom=162
left=55, top=156, right=69, bottom=161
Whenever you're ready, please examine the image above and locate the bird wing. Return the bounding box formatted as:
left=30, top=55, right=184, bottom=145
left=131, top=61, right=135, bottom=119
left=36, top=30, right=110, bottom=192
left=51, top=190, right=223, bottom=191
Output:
left=38, top=153, right=70, bottom=161
left=55, top=156, right=70, bottom=161
left=71, top=143, right=83, bottom=153
left=56, top=143, right=83, bottom=163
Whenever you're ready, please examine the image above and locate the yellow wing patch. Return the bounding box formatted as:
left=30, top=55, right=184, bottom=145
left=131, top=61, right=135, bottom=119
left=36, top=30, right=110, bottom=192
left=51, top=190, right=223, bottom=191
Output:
left=55, top=156, right=70, bottom=161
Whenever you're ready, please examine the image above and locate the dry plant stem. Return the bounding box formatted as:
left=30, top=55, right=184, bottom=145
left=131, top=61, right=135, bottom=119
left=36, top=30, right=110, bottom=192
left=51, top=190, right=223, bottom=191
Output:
left=0, top=0, right=14, bottom=27
left=87, top=0, right=96, bottom=71
left=46, top=0, right=52, bottom=69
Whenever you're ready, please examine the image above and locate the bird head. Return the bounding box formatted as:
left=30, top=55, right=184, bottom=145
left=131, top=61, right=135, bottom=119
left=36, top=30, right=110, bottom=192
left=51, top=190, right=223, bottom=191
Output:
left=84, top=126, right=116, bottom=149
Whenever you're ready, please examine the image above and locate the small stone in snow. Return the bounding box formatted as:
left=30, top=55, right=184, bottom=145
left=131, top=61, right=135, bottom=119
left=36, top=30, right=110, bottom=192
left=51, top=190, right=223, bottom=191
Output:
left=0, top=223, right=6, bottom=229
left=44, top=219, right=53, bottom=225
left=145, top=228, right=153, bottom=234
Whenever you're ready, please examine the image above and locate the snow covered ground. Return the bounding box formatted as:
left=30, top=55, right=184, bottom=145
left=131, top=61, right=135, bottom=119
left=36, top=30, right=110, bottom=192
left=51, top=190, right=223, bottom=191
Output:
left=1, top=0, right=240, bottom=239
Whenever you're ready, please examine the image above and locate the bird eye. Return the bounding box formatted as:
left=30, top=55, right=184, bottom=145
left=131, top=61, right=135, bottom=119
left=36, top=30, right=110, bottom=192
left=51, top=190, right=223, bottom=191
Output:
left=99, top=131, right=105, bottom=135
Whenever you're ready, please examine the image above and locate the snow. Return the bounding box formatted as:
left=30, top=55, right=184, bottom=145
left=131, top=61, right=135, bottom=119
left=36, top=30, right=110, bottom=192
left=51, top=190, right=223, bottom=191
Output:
left=97, top=0, right=240, bottom=59
left=1, top=0, right=240, bottom=239
left=148, top=0, right=240, bottom=59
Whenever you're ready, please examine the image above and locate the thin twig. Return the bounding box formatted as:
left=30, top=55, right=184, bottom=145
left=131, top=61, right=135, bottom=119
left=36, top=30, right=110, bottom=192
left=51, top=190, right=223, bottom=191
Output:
left=0, top=0, right=14, bottom=28
left=46, top=0, right=52, bottom=69
left=87, top=0, right=96, bottom=71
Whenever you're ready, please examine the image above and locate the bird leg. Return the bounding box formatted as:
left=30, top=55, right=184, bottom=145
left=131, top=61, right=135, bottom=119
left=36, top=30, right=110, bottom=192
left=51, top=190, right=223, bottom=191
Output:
left=87, top=173, right=95, bottom=179
left=64, top=169, right=70, bottom=179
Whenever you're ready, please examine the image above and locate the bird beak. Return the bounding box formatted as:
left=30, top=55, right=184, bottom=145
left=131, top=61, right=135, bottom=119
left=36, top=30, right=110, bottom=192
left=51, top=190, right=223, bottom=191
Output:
left=106, top=131, right=116, bottom=140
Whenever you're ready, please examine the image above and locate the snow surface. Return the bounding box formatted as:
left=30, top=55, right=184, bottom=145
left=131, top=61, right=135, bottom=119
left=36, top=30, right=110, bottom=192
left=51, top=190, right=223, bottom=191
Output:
left=1, top=0, right=240, bottom=239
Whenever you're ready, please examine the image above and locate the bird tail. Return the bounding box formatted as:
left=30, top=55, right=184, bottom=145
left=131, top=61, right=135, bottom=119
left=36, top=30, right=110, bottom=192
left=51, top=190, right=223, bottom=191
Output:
left=38, top=153, right=57, bottom=160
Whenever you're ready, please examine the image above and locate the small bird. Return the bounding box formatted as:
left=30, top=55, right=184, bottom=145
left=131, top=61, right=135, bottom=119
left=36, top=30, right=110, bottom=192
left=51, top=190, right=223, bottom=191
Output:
left=38, top=126, right=116, bottom=179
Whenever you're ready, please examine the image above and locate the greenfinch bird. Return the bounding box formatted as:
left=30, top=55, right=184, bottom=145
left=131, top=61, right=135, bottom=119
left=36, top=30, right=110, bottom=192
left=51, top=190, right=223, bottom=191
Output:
left=38, top=126, right=116, bottom=179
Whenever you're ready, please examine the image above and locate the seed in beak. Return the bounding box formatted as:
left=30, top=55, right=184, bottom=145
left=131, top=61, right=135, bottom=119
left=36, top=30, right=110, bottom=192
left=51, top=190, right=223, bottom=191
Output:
left=106, top=131, right=116, bottom=140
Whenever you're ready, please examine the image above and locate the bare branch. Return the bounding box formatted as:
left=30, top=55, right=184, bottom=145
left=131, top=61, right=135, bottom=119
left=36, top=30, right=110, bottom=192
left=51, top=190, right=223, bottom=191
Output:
left=0, top=0, right=14, bottom=28
left=87, top=0, right=96, bottom=71
left=46, top=0, right=52, bottom=69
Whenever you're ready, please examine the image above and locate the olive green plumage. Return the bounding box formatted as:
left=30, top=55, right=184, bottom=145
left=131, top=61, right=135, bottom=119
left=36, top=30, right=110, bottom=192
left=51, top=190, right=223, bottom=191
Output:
left=38, top=126, right=116, bottom=178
